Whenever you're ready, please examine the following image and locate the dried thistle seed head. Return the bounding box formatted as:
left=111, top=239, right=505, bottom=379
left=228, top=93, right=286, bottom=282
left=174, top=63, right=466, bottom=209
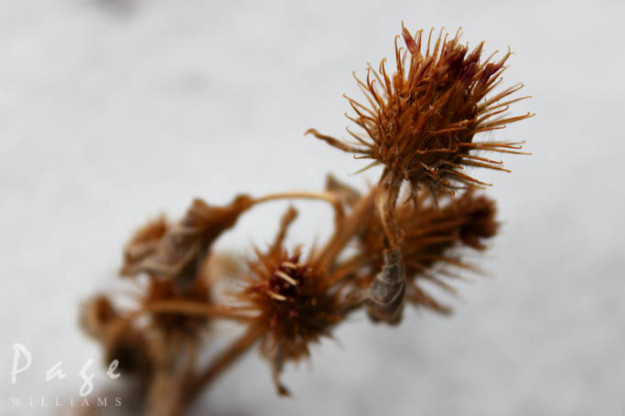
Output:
left=121, top=195, right=253, bottom=282
left=238, top=238, right=343, bottom=395
left=359, top=189, right=498, bottom=312
left=307, top=25, right=532, bottom=195
left=455, top=193, right=498, bottom=250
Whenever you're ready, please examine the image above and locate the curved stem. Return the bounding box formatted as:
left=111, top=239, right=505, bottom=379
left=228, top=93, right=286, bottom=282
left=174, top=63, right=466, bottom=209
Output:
left=253, top=191, right=345, bottom=225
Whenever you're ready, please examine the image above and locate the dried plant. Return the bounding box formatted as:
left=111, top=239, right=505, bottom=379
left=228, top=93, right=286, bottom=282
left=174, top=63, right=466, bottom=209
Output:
left=81, top=24, right=532, bottom=415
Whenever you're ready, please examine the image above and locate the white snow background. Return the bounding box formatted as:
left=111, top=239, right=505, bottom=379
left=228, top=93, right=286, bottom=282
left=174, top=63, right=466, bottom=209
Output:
left=1, top=0, right=624, bottom=414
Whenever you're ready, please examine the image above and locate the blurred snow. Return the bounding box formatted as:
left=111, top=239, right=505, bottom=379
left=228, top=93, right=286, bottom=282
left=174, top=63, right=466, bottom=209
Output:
left=1, top=0, right=624, bottom=414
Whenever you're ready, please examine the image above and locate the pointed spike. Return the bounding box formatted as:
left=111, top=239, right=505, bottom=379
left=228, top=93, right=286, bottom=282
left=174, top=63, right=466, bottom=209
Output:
left=275, top=270, right=298, bottom=286
left=267, top=291, right=287, bottom=301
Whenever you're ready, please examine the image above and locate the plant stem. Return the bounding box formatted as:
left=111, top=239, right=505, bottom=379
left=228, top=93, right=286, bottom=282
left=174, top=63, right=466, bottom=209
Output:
left=143, top=301, right=253, bottom=323
left=314, top=187, right=376, bottom=272
left=186, top=326, right=262, bottom=403
left=253, top=191, right=345, bottom=224
left=144, top=336, right=192, bottom=416
left=144, top=365, right=188, bottom=416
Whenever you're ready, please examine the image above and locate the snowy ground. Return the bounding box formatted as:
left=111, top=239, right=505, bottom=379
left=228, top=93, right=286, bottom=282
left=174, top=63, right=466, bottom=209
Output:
left=1, top=0, right=624, bottom=414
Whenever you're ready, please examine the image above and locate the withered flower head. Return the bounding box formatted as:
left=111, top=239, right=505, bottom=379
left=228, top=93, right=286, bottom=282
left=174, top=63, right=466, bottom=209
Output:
left=307, top=25, right=532, bottom=195
left=121, top=215, right=169, bottom=275
left=359, top=189, right=498, bottom=313
left=121, top=195, right=253, bottom=282
left=241, top=247, right=342, bottom=395
left=237, top=208, right=344, bottom=395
